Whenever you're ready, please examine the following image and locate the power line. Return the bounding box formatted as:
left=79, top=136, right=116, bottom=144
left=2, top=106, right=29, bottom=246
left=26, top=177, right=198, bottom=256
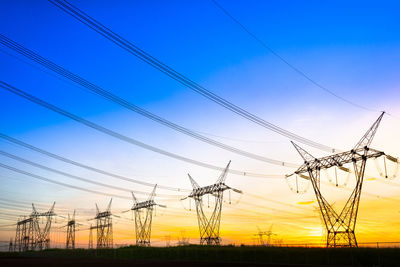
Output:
left=0, top=150, right=182, bottom=199
left=48, top=0, right=337, bottom=153
left=0, top=34, right=297, bottom=168
left=0, top=162, right=133, bottom=200
left=210, top=0, right=378, bottom=113
left=0, top=81, right=285, bottom=180
left=0, top=132, right=189, bottom=192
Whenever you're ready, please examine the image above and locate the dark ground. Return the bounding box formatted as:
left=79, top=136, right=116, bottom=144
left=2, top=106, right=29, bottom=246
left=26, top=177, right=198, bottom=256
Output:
left=0, top=257, right=325, bottom=267
left=1, top=245, right=399, bottom=267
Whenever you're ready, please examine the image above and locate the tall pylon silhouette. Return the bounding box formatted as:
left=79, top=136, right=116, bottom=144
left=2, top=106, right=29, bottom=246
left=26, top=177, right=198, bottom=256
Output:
left=14, top=202, right=55, bottom=251
left=90, top=199, right=113, bottom=248
left=291, top=112, right=388, bottom=247
left=66, top=210, right=76, bottom=249
left=131, top=185, right=165, bottom=246
left=185, top=161, right=241, bottom=245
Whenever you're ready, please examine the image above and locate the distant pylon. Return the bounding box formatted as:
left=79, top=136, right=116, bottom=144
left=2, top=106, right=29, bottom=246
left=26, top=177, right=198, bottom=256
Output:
left=91, top=199, right=113, bottom=248
left=8, top=238, right=13, bottom=252
left=66, top=210, right=76, bottom=249
left=88, top=224, right=93, bottom=249
left=14, top=217, right=33, bottom=251
left=254, top=225, right=275, bottom=246
left=30, top=202, right=56, bottom=250
left=185, top=161, right=241, bottom=245
left=291, top=112, right=389, bottom=247
left=14, top=202, right=55, bottom=251
left=131, top=185, right=165, bottom=246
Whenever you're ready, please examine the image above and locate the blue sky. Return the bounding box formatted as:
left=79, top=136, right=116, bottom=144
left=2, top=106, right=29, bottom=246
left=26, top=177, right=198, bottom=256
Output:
left=0, top=0, right=399, bottom=246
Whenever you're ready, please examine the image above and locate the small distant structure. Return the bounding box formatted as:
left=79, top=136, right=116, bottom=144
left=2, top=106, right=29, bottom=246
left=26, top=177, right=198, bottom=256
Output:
left=254, top=225, right=275, bottom=246
left=177, top=230, right=190, bottom=246
left=165, top=235, right=171, bottom=247
left=8, top=238, right=13, bottom=252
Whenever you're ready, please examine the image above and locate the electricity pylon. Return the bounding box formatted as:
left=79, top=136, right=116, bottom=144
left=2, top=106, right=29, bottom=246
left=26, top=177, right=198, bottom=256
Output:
left=14, top=217, right=34, bottom=251
left=131, top=185, right=166, bottom=246
left=254, top=225, right=274, bottom=246
left=14, top=202, right=55, bottom=251
left=88, top=224, right=93, bottom=249
left=66, top=210, right=76, bottom=249
left=30, top=202, right=56, bottom=250
left=291, top=112, right=387, bottom=247
left=185, top=161, right=241, bottom=245
left=91, top=199, right=113, bottom=248
left=8, top=238, right=13, bottom=252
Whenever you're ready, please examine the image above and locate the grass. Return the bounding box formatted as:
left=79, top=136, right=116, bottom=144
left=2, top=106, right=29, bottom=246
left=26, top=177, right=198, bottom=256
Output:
left=1, top=245, right=399, bottom=266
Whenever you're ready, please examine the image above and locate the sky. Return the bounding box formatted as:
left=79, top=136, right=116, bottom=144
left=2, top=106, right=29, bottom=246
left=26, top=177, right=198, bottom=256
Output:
left=0, top=0, right=400, bottom=249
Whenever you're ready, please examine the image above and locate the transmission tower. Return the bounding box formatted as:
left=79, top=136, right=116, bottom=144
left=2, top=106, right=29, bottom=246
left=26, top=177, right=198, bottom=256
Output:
left=291, top=112, right=387, bottom=247
left=254, top=225, right=275, bottom=246
left=66, top=210, right=76, bottom=249
left=14, top=217, right=33, bottom=251
left=88, top=224, right=93, bottom=249
left=8, top=238, right=13, bottom=252
left=14, top=202, right=55, bottom=251
left=30, top=202, right=56, bottom=250
left=91, top=199, right=113, bottom=248
left=131, top=185, right=165, bottom=246
left=185, top=161, right=241, bottom=245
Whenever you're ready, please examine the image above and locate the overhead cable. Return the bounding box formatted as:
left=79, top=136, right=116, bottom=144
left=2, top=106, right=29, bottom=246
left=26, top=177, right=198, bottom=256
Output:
left=0, top=34, right=297, bottom=167
left=0, top=81, right=286, bottom=180
left=48, top=0, right=338, bottom=153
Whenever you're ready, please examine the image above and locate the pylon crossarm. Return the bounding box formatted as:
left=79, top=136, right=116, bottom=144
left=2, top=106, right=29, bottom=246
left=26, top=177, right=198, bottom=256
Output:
left=132, top=200, right=156, bottom=210
left=189, top=183, right=230, bottom=198
left=295, top=149, right=384, bottom=175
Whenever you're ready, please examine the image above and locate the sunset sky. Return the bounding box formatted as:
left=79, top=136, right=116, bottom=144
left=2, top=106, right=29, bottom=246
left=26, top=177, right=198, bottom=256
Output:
left=0, top=0, right=399, bottom=249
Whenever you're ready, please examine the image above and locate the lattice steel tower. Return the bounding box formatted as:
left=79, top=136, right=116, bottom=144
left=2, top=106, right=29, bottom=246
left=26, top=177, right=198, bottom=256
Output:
left=291, top=112, right=386, bottom=247
left=185, top=161, right=241, bottom=245
left=91, top=199, right=113, bottom=248
left=14, top=217, right=34, bottom=252
left=14, top=202, right=55, bottom=251
left=31, top=202, right=56, bottom=250
left=66, top=210, right=76, bottom=249
left=131, top=185, right=165, bottom=246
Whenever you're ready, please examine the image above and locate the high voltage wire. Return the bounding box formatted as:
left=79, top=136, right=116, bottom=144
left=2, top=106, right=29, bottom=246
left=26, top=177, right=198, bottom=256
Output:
left=0, top=197, right=90, bottom=213
left=0, top=133, right=189, bottom=192
left=0, top=34, right=297, bottom=168
left=48, top=0, right=337, bottom=153
left=210, top=0, right=378, bottom=113
left=0, top=81, right=286, bottom=180
left=0, top=162, right=135, bottom=200
left=0, top=150, right=181, bottom=199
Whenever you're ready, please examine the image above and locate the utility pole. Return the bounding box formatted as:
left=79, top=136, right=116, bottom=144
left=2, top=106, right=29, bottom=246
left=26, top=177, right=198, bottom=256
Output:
left=185, top=161, right=241, bottom=245
left=131, top=185, right=165, bottom=246
left=291, top=112, right=388, bottom=247
left=66, top=210, right=76, bottom=249
left=91, top=199, right=113, bottom=248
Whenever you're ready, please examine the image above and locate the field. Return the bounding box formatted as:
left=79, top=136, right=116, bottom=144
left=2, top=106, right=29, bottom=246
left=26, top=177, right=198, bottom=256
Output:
left=1, top=245, right=400, bottom=266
